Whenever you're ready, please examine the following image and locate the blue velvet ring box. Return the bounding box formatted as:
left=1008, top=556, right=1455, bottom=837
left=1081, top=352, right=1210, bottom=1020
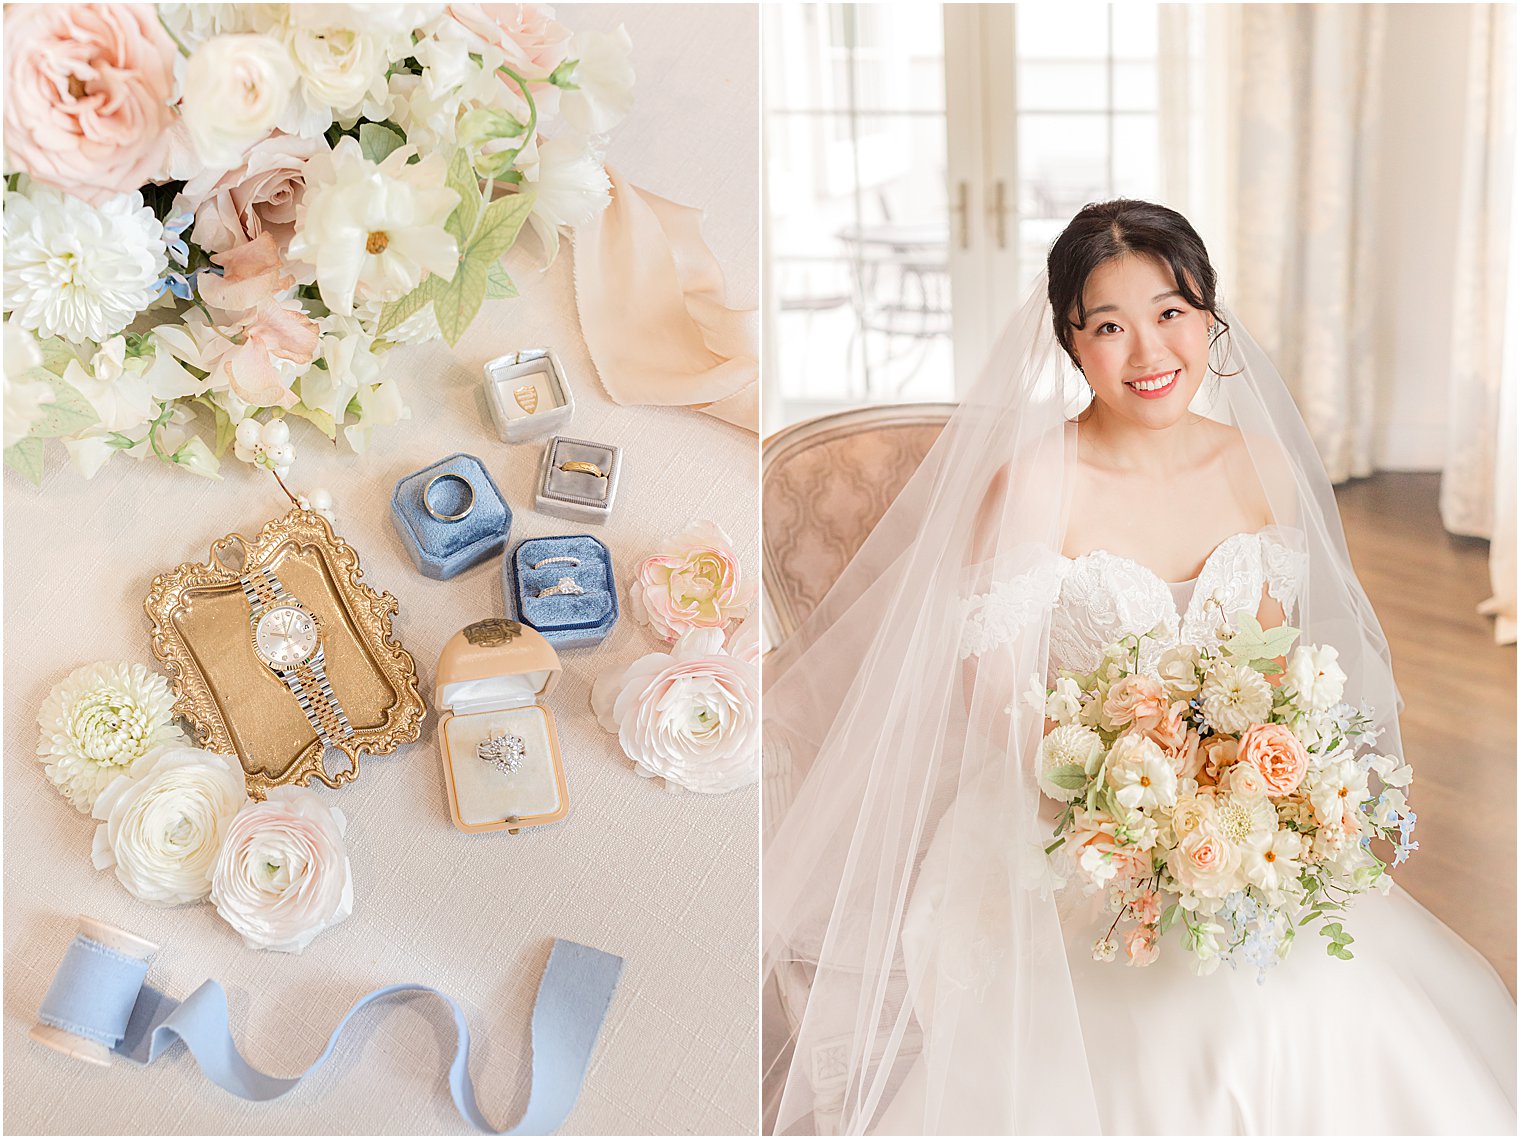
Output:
left=391, top=453, right=512, bottom=580
left=504, top=534, right=619, bottom=649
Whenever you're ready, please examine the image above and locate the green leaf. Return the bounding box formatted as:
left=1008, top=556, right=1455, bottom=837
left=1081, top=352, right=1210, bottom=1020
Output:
left=1159, top=902, right=1180, bottom=934
left=34, top=336, right=77, bottom=376
left=376, top=274, right=442, bottom=337
left=457, top=107, right=527, bottom=148
left=444, top=148, right=482, bottom=248
left=1045, top=764, right=1087, bottom=792
left=1220, top=610, right=1300, bottom=667
left=209, top=400, right=236, bottom=457
left=1250, top=658, right=1284, bottom=676
left=284, top=402, right=337, bottom=440
left=4, top=437, right=44, bottom=484
left=28, top=372, right=97, bottom=438
left=359, top=121, right=406, bottom=164
left=432, top=254, right=490, bottom=346
left=467, top=190, right=534, bottom=263
left=485, top=261, right=517, bottom=300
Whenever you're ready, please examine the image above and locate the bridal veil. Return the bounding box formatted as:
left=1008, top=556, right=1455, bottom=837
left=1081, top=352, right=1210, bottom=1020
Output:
left=762, top=260, right=1407, bottom=1134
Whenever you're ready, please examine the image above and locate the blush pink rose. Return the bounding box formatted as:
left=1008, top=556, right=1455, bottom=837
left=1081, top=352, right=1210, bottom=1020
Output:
left=1238, top=722, right=1310, bottom=798
left=1145, top=700, right=1202, bottom=779
left=1103, top=675, right=1167, bottom=731
left=1124, top=924, right=1160, bottom=968
left=1167, top=823, right=1241, bottom=898
left=443, top=4, right=571, bottom=113
left=3, top=4, right=177, bottom=204
left=629, top=520, right=755, bottom=643
left=179, top=133, right=330, bottom=256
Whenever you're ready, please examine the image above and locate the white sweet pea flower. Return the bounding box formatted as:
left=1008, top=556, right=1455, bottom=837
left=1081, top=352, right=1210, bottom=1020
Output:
left=560, top=25, right=635, bottom=136
left=91, top=747, right=249, bottom=905
left=4, top=320, right=51, bottom=448
left=523, top=134, right=611, bottom=264
left=1045, top=675, right=1084, bottom=724
left=211, top=786, right=354, bottom=953
left=343, top=376, right=409, bottom=453
left=1285, top=644, right=1346, bottom=713
left=1309, top=759, right=1369, bottom=831
left=289, top=137, right=460, bottom=316
left=180, top=34, right=297, bottom=169
left=1368, top=751, right=1414, bottom=788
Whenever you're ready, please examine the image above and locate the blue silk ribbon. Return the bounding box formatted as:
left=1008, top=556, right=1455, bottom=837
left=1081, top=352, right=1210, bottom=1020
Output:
left=37, top=933, right=624, bottom=1134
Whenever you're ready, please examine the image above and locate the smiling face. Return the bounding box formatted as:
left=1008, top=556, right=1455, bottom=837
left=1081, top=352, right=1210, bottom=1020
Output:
left=1069, top=253, right=1212, bottom=431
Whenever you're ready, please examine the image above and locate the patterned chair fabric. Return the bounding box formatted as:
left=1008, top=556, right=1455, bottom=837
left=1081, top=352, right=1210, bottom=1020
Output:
left=761, top=403, right=954, bottom=647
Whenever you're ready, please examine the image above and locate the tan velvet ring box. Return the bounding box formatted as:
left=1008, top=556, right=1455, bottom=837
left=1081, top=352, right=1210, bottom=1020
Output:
left=436, top=618, right=569, bottom=835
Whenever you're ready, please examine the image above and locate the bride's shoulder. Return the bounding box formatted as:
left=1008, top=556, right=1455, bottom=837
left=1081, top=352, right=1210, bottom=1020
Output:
left=1195, top=418, right=1299, bottom=526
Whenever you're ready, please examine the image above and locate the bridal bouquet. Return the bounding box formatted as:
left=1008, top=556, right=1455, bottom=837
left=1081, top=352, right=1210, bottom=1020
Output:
left=1031, top=613, right=1417, bottom=980
left=2, top=3, right=633, bottom=485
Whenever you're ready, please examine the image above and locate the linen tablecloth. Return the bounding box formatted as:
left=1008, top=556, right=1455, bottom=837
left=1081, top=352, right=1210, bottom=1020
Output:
left=2, top=6, right=759, bottom=1134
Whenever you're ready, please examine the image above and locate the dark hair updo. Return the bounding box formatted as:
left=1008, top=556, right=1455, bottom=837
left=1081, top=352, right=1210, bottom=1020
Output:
left=1046, top=199, right=1232, bottom=374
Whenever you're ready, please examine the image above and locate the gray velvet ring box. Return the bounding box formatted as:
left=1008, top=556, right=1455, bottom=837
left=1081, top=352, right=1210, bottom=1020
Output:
left=483, top=349, right=574, bottom=443
left=535, top=436, right=621, bottom=524
left=391, top=453, right=511, bottom=579
left=505, top=535, right=619, bottom=649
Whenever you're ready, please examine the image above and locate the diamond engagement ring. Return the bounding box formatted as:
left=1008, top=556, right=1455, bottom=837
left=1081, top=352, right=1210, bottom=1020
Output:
left=478, top=732, right=526, bottom=773
left=537, top=576, right=584, bottom=598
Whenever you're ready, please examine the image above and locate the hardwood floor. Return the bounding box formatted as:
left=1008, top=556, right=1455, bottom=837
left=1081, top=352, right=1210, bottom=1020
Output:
left=1335, top=472, right=1516, bottom=992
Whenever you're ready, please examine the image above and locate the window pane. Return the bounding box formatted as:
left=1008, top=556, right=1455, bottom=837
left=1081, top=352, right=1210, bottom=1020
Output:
left=1113, top=60, right=1157, bottom=112
left=1019, top=112, right=1110, bottom=218
left=1112, top=114, right=1160, bottom=199
left=850, top=3, right=945, bottom=112
left=1018, top=60, right=1109, bottom=112
left=1111, top=2, right=1160, bottom=59
left=1016, top=3, right=1111, bottom=60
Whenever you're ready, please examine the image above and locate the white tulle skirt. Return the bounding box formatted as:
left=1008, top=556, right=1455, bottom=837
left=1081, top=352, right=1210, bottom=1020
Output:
left=877, top=882, right=1516, bottom=1135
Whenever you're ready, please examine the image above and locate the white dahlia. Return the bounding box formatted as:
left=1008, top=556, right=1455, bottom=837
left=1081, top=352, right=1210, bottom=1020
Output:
left=37, top=661, right=186, bottom=812
left=1200, top=662, right=1274, bottom=736
left=288, top=137, right=459, bottom=316
left=1037, top=723, right=1104, bottom=803
left=3, top=186, right=167, bottom=344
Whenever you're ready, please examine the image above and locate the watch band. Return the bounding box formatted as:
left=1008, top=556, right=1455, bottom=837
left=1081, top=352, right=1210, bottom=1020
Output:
left=242, top=568, right=354, bottom=746
left=284, top=659, right=354, bottom=748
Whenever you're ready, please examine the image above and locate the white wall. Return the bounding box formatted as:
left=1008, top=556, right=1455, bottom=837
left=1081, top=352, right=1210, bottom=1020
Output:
left=1373, top=5, right=1475, bottom=471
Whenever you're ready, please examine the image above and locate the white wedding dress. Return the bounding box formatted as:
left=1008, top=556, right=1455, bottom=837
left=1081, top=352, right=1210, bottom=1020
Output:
left=877, top=527, right=1517, bottom=1135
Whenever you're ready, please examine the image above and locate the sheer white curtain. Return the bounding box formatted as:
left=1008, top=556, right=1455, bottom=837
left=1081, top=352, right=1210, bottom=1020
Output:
left=1444, top=5, right=1516, bottom=643
left=1162, top=4, right=1516, bottom=641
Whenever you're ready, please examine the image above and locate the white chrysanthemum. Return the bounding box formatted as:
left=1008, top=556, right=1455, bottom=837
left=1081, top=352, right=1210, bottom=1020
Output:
left=1037, top=724, right=1104, bottom=802
left=3, top=186, right=167, bottom=344
left=4, top=320, right=51, bottom=449
left=288, top=137, right=460, bottom=316
left=1210, top=793, right=1276, bottom=849
left=524, top=134, right=611, bottom=263
left=37, top=661, right=186, bottom=812
left=1200, top=662, right=1274, bottom=735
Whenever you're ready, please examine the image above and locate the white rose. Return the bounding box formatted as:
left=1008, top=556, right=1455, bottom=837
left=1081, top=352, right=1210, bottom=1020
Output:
left=280, top=10, right=404, bottom=134
left=1285, top=645, right=1346, bottom=713
left=211, top=786, right=353, bottom=953
left=181, top=34, right=297, bottom=169
left=91, top=747, right=248, bottom=905
left=590, top=625, right=759, bottom=794
left=1226, top=759, right=1269, bottom=799
left=1167, top=822, right=1242, bottom=899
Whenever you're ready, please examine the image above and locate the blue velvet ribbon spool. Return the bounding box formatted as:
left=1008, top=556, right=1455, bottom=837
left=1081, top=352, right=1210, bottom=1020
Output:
left=31, top=917, right=623, bottom=1134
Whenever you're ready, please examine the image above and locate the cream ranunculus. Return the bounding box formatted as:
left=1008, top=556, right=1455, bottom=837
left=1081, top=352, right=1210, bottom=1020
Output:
left=1284, top=644, right=1346, bottom=713
left=179, top=33, right=297, bottom=170
left=590, top=625, right=759, bottom=794
left=210, top=786, right=354, bottom=953
left=1200, top=661, right=1274, bottom=736
left=38, top=660, right=186, bottom=812
left=628, top=520, right=755, bottom=643
left=91, top=747, right=248, bottom=905
left=288, top=136, right=460, bottom=316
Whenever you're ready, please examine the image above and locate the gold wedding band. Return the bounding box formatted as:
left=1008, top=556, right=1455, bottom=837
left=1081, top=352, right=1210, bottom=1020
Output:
left=558, top=460, right=607, bottom=478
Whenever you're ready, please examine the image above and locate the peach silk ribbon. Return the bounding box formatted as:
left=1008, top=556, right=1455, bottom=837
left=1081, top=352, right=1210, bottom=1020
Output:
left=572, top=168, right=759, bottom=434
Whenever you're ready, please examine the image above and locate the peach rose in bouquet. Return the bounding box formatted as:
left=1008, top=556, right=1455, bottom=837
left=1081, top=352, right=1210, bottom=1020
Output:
left=629, top=520, right=755, bottom=643
left=1238, top=722, right=1310, bottom=798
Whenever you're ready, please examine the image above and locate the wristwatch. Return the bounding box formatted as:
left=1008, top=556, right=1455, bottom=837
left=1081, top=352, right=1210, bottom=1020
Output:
left=241, top=567, right=353, bottom=747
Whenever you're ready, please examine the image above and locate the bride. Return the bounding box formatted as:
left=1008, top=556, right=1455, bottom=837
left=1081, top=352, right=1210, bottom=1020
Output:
left=762, top=200, right=1516, bottom=1135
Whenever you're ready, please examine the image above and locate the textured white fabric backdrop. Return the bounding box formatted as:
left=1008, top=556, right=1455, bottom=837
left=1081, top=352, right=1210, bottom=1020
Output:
left=2, top=6, right=759, bottom=1134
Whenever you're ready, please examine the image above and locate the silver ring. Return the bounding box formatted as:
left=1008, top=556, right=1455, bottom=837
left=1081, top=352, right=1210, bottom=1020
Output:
left=537, top=576, right=584, bottom=598
left=478, top=731, right=525, bottom=773
left=424, top=473, right=474, bottom=522
left=532, top=556, right=581, bottom=570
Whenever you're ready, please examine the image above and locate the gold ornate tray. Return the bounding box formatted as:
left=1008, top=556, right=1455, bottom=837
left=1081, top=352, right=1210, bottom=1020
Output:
left=144, top=507, right=426, bottom=797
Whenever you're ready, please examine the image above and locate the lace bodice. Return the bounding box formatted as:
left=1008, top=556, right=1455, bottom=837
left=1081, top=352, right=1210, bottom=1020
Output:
left=959, top=527, right=1308, bottom=676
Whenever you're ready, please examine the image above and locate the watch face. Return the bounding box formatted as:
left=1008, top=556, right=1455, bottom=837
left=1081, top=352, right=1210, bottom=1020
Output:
left=255, top=605, right=319, bottom=667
